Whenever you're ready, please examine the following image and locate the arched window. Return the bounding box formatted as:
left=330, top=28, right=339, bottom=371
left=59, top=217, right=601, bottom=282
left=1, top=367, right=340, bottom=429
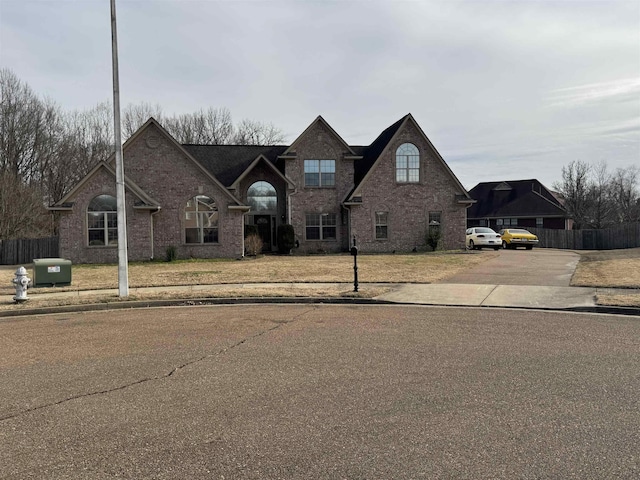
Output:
left=185, top=195, right=218, bottom=244
left=396, top=143, right=420, bottom=183
left=87, top=195, right=117, bottom=246
left=247, top=181, right=277, bottom=212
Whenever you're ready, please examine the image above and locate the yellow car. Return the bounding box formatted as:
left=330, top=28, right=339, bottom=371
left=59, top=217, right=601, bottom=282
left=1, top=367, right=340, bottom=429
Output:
left=498, top=228, right=539, bottom=250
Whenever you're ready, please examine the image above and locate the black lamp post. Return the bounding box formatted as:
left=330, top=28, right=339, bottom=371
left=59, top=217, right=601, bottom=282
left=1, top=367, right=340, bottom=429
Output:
left=350, top=236, right=358, bottom=292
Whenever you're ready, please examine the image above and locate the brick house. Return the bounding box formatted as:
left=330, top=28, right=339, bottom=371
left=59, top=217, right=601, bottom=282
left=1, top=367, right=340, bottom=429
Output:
left=466, top=179, right=571, bottom=230
left=51, top=114, right=473, bottom=263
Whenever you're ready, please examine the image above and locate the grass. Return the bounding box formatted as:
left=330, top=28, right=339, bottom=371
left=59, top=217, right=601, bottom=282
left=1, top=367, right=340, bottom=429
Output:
left=0, top=251, right=495, bottom=310
left=2, top=248, right=639, bottom=310
left=3, top=251, right=491, bottom=291
left=571, top=247, right=640, bottom=307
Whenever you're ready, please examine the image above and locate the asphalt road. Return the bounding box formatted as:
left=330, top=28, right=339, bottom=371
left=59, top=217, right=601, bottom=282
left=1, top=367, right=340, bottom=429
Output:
left=442, top=248, right=581, bottom=286
left=1, top=304, right=639, bottom=479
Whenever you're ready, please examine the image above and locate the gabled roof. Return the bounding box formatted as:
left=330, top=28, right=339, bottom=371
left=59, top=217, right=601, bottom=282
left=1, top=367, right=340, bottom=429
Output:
left=282, top=116, right=357, bottom=156
left=348, top=114, right=473, bottom=203
left=116, top=118, right=246, bottom=207
left=230, top=154, right=295, bottom=191
left=56, top=115, right=473, bottom=212
left=182, top=145, right=288, bottom=187
left=55, top=118, right=251, bottom=209
left=467, top=179, right=567, bottom=218
left=353, top=115, right=407, bottom=186
left=50, top=161, right=160, bottom=210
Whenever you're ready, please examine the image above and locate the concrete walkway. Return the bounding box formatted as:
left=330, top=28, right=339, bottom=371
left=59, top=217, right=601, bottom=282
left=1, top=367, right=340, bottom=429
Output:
left=375, top=283, right=599, bottom=309
left=4, top=281, right=635, bottom=315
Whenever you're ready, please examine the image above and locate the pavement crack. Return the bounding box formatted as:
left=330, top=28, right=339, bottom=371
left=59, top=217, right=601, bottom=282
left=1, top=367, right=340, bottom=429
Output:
left=479, top=285, right=499, bottom=305
left=1, top=310, right=315, bottom=423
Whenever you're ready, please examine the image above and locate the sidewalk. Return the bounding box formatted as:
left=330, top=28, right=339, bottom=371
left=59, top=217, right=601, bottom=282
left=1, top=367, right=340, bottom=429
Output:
left=3, top=282, right=639, bottom=317
left=375, top=283, right=599, bottom=309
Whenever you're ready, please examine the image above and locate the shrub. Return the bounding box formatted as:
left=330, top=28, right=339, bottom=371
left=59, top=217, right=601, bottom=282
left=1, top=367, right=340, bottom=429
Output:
left=426, top=228, right=441, bottom=252
left=245, top=234, right=263, bottom=256
left=165, top=245, right=177, bottom=262
left=277, top=224, right=295, bottom=254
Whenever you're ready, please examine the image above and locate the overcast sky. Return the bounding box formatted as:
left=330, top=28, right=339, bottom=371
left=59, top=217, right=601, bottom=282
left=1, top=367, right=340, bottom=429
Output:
left=1, top=0, right=639, bottom=189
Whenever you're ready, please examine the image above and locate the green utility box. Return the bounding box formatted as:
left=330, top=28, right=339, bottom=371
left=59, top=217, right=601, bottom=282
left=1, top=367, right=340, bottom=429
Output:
left=32, top=258, right=72, bottom=287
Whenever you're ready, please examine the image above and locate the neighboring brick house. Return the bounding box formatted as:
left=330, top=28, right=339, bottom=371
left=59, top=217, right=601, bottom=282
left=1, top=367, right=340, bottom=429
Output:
left=51, top=114, right=474, bottom=263
left=466, top=179, right=571, bottom=230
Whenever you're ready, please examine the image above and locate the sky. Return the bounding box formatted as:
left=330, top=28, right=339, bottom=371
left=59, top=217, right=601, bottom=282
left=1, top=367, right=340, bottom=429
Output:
left=1, top=0, right=639, bottom=190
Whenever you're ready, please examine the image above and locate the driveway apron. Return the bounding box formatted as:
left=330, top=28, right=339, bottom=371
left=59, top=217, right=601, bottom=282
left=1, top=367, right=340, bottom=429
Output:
left=440, top=249, right=580, bottom=286
left=377, top=249, right=595, bottom=308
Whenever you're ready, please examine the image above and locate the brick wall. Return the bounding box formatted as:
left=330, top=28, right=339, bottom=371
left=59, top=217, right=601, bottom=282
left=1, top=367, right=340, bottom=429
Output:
left=58, top=118, right=469, bottom=263
left=59, top=124, right=244, bottom=264
left=350, top=121, right=467, bottom=253
left=286, top=121, right=355, bottom=253
left=58, top=168, right=152, bottom=264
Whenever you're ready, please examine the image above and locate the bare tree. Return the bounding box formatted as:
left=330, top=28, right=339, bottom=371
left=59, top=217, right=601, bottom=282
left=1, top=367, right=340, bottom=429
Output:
left=587, top=161, right=614, bottom=229
left=38, top=102, right=115, bottom=205
left=555, top=160, right=640, bottom=229
left=553, top=160, right=592, bottom=229
left=122, top=102, right=163, bottom=138
left=0, top=68, right=60, bottom=185
left=233, top=118, right=286, bottom=145
left=0, top=171, right=52, bottom=239
left=162, top=107, right=235, bottom=144
left=610, top=165, right=640, bottom=223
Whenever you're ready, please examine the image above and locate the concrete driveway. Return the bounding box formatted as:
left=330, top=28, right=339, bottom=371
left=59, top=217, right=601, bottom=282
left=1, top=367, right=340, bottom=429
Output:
left=1, top=305, right=639, bottom=479
left=442, top=248, right=581, bottom=286
left=378, top=249, right=595, bottom=309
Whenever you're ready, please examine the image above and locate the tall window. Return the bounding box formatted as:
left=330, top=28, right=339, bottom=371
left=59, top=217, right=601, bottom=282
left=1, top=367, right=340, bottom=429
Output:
left=87, top=195, right=117, bottom=246
left=396, top=143, right=420, bottom=183
left=185, top=195, right=218, bottom=244
left=429, top=211, right=441, bottom=235
left=247, top=181, right=277, bottom=212
left=305, top=213, right=337, bottom=240
left=375, top=211, right=388, bottom=239
left=304, top=159, right=335, bottom=187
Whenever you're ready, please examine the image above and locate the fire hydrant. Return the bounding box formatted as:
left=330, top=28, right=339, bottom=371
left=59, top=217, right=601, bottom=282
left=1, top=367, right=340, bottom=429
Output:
left=12, top=266, right=31, bottom=303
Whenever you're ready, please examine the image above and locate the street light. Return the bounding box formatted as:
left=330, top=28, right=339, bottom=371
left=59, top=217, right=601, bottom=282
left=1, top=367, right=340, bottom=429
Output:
left=110, top=0, right=129, bottom=297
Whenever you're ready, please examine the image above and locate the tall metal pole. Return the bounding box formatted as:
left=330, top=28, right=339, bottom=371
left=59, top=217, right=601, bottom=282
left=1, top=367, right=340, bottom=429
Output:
left=110, top=0, right=129, bottom=297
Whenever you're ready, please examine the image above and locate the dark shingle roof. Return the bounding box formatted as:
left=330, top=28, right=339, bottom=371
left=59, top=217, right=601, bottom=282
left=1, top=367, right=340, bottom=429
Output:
left=467, top=179, right=566, bottom=218
left=182, top=145, right=288, bottom=187
left=181, top=115, right=411, bottom=190
left=354, top=115, right=408, bottom=185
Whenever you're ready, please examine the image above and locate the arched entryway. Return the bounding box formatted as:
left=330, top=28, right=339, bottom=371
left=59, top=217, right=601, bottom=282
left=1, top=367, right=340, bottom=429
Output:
left=247, top=181, right=277, bottom=251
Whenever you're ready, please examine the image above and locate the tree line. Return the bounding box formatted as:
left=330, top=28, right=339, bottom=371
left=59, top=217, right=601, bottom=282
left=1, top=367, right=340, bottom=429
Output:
left=0, top=68, right=285, bottom=240
left=553, top=160, right=640, bottom=229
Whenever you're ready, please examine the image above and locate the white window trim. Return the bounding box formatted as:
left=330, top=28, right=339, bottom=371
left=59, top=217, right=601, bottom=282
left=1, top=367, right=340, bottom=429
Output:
left=305, top=213, right=337, bottom=241
left=375, top=211, right=388, bottom=240
left=395, top=143, right=420, bottom=183
left=304, top=159, right=336, bottom=187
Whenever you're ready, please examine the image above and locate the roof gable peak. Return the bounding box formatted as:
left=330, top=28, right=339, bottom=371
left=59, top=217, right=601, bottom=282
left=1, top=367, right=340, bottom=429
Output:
left=283, top=115, right=356, bottom=156
left=493, top=182, right=513, bottom=191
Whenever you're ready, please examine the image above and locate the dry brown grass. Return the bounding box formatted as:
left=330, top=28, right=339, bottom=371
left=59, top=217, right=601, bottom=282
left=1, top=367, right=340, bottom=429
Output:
left=1, top=251, right=492, bottom=293
left=572, top=248, right=640, bottom=307
left=0, top=251, right=493, bottom=310
left=596, top=294, right=640, bottom=307
left=0, top=284, right=395, bottom=312
left=572, top=248, right=640, bottom=288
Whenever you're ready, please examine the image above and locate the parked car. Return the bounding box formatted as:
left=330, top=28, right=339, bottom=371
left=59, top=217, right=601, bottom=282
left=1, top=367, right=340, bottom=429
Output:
left=499, top=228, right=539, bottom=250
left=465, top=227, right=501, bottom=250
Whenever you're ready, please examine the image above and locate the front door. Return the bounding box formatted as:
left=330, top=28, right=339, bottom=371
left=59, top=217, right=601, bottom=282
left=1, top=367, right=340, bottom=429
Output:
left=254, top=215, right=272, bottom=251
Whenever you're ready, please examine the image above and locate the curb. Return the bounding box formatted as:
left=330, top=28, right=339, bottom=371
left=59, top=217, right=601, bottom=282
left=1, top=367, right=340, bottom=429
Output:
left=1, top=296, right=639, bottom=318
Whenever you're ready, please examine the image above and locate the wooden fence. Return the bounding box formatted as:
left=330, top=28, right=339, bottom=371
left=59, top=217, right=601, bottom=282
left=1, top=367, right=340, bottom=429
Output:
left=0, top=237, right=60, bottom=265
left=529, top=223, right=640, bottom=250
